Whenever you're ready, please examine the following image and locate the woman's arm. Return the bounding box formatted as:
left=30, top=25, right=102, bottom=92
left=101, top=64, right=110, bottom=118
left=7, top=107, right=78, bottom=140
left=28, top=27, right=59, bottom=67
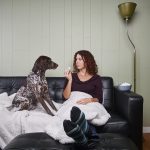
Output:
left=63, top=71, right=72, bottom=100
left=76, top=97, right=98, bottom=104
left=95, top=76, right=103, bottom=103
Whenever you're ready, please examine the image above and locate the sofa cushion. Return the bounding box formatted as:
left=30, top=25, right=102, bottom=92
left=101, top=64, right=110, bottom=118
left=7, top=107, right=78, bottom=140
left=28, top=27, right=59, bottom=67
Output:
left=0, top=77, right=26, bottom=95
left=47, top=77, right=66, bottom=103
left=96, top=112, right=129, bottom=135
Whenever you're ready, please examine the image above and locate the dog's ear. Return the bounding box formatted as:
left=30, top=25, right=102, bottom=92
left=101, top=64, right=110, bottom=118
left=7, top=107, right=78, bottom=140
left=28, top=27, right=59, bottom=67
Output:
left=32, top=58, right=40, bottom=73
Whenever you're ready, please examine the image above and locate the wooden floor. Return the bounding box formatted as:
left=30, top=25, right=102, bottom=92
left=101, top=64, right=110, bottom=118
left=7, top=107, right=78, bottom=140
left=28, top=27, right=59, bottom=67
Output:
left=143, top=133, right=150, bottom=150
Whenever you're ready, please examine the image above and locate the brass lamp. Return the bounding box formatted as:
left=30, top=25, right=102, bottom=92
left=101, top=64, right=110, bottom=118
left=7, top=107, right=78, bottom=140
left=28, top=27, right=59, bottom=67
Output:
left=118, top=2, right=137, bottom=20
left=118, top=2, right=137, bottom=92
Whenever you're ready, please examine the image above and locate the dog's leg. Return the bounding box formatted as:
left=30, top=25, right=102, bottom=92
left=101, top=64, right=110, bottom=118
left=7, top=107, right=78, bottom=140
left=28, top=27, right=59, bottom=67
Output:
left=44, top=93, right=57, bottom=111
left=37, top=97, right=54, bottom=116
left=46, top=97, right=57, bottom=111
left=35, top=84, right=56, bottom=115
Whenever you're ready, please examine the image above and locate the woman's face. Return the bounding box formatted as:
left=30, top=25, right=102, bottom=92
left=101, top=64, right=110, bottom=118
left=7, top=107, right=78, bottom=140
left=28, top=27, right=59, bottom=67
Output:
left=75, top=54, right=85, bottom=70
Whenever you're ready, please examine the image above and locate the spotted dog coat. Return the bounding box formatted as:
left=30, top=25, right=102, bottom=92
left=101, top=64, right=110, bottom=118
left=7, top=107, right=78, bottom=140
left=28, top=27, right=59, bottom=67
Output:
left=8, top=56, right=58, bottom=116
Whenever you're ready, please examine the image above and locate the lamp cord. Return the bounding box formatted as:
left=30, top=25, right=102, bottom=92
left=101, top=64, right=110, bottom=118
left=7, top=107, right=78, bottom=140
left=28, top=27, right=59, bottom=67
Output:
left=125, top=19, right=136, bottom=92
left=125, top=19, right=136, bottom=52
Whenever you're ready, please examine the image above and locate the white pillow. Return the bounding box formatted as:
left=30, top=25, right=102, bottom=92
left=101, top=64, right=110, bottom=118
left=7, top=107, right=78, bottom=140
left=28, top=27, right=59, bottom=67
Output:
left=0, top=92, right=9, bottom=101
left=0, top=92, right=16, bottom=109
left=9, top=93, right=16, bottom=102
left=0, top=92, right=10, bottom=109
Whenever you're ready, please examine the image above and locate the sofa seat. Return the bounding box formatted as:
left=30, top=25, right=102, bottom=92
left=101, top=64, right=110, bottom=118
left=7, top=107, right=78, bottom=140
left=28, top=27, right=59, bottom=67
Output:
left=96, top=112, right=129, bottom=135
left=3, top=132, right=138, bottom=150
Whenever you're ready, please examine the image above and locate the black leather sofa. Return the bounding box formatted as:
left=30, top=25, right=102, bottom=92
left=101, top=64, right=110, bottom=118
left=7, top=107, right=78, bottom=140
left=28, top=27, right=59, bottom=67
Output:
left=0, top=76, right=143, bottom=150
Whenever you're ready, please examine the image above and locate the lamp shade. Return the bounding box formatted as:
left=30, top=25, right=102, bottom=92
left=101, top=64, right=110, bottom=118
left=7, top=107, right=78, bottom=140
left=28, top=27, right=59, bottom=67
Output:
left=118, top=2, right=137, bottom=20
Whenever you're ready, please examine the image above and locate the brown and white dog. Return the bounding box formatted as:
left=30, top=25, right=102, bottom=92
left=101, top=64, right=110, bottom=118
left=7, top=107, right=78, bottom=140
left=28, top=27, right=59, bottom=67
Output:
left=8, top=56, right=58, bottom=116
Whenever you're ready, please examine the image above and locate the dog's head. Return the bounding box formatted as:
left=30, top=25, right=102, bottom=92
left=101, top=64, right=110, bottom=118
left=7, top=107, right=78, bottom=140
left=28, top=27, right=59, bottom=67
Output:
left=32, top=56, right=58, bottom=74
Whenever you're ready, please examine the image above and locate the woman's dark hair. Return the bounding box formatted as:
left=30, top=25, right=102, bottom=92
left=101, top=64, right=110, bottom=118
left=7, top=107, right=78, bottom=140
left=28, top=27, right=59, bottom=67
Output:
left=73, top=50, right=98, bottom=75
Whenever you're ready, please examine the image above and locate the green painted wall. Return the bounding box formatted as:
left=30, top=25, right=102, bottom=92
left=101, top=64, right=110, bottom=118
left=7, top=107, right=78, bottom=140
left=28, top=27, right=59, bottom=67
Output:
left=0, top=0, right=149, bottom=126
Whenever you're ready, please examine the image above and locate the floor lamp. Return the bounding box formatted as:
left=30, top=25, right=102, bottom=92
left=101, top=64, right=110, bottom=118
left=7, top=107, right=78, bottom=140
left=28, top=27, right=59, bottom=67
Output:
left=118, top=2, right=137, bottom=92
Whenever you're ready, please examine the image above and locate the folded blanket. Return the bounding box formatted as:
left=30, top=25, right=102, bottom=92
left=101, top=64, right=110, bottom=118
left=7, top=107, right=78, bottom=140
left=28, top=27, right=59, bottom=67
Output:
left=0, top=91, right=110, bottom=148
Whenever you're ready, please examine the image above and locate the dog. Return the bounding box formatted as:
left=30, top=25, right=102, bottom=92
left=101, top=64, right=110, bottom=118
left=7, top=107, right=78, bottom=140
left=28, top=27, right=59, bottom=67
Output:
left=8, top=56, right=58, bottom=116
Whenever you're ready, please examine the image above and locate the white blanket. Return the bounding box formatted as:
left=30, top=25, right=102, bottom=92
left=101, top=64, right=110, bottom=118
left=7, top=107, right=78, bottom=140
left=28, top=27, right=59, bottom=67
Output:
left=0, top=91, right=110, bottom=149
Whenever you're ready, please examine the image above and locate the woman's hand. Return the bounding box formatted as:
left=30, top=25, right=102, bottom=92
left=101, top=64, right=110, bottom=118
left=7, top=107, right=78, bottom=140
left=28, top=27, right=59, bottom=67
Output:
left=64, top=70, right=72, bottom=81
left=63, top=70, right=72, bottom=100
left=76, top=98, right=99, bottom=104
left=76, top=98, right=92, bottom=104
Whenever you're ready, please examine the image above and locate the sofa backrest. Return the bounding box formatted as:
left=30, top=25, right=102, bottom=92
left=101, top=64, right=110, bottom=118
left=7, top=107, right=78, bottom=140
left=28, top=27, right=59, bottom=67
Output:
left=0, top=76, right=114, bottom=110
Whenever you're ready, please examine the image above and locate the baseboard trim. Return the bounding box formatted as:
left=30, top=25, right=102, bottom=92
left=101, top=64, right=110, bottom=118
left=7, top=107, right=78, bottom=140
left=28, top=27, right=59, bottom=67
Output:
left=143, top=127, right=150, bottom=133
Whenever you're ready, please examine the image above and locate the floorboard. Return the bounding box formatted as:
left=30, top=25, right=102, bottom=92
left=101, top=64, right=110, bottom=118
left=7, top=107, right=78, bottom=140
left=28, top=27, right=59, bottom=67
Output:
left=143, top=133, right=150, bottom=150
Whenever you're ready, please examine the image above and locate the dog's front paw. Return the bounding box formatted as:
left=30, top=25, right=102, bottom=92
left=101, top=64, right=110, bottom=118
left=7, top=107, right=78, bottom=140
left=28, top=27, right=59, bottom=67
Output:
left=47, top=109, right=54, bottom=116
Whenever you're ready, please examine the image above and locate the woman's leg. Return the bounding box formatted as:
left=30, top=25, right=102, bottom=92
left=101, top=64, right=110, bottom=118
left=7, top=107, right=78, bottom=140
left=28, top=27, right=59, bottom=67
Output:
left=63, top=120, right=88, bottom=146
left=63, top=106, right=98, bottom=148
left=71, top=106, right=99, bottom=140
left=70, top=106, right=90, bottom=135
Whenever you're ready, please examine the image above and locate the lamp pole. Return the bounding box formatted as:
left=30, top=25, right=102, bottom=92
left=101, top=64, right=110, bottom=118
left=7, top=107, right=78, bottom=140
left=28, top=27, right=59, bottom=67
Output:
left=118, top=2, right=137, bottom=93
left=125, top=18, right=136, bottom=92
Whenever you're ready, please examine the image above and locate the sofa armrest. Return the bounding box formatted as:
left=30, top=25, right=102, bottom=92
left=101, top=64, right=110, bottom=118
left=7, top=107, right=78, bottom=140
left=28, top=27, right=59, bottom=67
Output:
left=114, top=87, right=143, bottom=150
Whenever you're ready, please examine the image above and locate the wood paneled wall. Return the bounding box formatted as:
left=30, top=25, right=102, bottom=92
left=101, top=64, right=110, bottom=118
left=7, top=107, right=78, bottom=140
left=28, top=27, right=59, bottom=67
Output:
left=0, top=0, right=133, bottom=82
left=1, top=0, right=150, bottom=126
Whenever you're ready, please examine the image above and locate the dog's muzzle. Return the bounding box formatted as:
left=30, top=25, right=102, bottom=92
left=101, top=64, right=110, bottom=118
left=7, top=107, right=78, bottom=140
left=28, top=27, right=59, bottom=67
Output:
left=51, top=61, right=58, bottom=69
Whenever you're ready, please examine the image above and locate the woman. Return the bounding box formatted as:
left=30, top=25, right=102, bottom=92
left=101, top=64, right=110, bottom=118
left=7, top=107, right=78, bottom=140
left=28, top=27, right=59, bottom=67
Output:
left=63, top=50, right=103, bottom=148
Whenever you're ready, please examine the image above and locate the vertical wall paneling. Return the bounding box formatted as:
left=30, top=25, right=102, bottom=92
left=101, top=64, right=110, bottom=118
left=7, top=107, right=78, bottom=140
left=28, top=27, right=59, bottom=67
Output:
left=29, top=0, right=43, bottom=67
left=83, top=0, right=91, bottom=50
left=64, top=0, right=72, bottom=70
left=101, top=0, right=122, bottom=83
left=42, top=0, right=50, bottom=57
left=12, top=0, right=30, bottom=75
left=91, top=0, right=102, bottom=74
left=49, top=0, right=52, bottom=62
left=71, top=0, right=83, bottom=55
left=0, top=0, right=2, bottom=73
left=0, top=0, right=143, bottom=80
left=1, top=0, right=13, bottom=75
left=48, top=0, right=65, bottom=76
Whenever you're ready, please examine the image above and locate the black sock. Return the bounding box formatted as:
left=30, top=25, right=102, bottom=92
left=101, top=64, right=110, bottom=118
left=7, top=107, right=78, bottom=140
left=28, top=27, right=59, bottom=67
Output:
left=71, top=106, right=90, bottom=135
left=63, top=120, right=87, bottom=145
